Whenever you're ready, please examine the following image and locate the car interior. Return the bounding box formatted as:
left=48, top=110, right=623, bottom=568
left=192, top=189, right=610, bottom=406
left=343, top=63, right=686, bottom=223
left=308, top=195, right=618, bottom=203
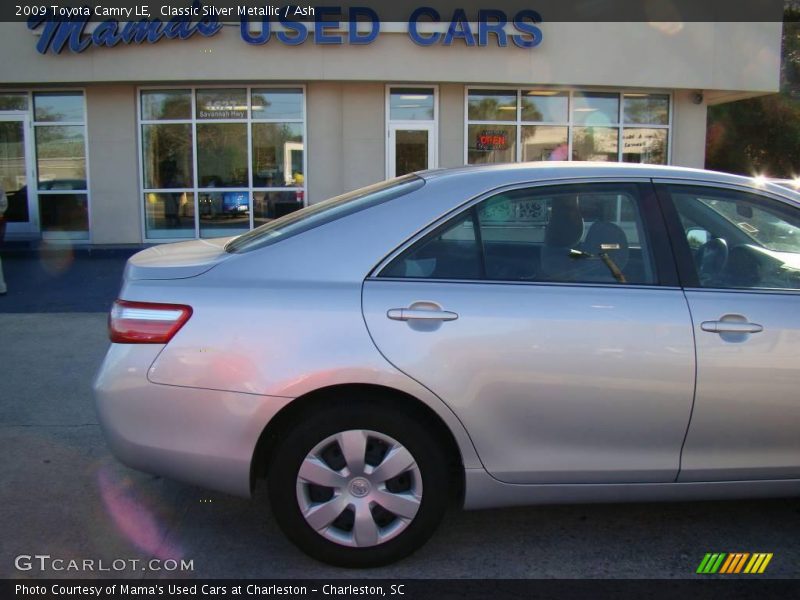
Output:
left=671, top=189, right=800, bottom=290
left=382, top=187, right=655, bottom=285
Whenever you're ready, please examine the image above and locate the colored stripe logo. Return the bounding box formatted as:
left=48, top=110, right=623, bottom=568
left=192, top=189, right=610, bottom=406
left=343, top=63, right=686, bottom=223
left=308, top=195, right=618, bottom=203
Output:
left=696, top=552, right=773, bottom=574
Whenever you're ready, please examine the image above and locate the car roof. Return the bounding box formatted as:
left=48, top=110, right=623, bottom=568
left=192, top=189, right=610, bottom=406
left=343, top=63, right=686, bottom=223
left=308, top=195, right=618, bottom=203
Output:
left=417, top=162, right=800, bottom=204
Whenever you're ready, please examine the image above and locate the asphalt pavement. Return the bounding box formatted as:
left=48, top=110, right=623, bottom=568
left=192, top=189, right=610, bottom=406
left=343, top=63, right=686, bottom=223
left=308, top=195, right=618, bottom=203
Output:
left=0, top=246, right=798, bottom=580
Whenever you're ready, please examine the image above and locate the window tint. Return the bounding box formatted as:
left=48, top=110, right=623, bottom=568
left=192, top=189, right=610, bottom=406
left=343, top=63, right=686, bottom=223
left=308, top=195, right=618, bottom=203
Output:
left=667, top=185, right=800, bottom=290
left=381, top=183, right=656, bottom=284
left=381, top=210, right=480, bottom=279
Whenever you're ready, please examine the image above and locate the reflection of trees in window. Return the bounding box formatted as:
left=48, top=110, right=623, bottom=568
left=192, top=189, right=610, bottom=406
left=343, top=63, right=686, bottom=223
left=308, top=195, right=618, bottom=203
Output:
left=252, top=123, right=303, bottom=187
left=572, top=127, right=595, bottom=160
left=469, top=95, right=516, bottom=121
left=197, top=123, right=248, bottom=187
left=624, top=96, right=669, bottom=125
left=522, top=106, right=543, bottom=122
left=35, top=125, right=87, bottom=183
left=159, top=95, right=191, bottom=120
left=143, top=124, right=192, bottom=188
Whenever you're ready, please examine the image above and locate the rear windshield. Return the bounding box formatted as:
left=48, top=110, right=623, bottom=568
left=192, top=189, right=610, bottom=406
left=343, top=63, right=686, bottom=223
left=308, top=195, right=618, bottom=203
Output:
left=225, top=175, right=425, bottom=253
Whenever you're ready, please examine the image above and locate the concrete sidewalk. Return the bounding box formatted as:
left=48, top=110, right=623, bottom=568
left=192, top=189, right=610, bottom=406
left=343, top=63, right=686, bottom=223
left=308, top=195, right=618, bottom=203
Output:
left=0, top=245, right=138, bottom=313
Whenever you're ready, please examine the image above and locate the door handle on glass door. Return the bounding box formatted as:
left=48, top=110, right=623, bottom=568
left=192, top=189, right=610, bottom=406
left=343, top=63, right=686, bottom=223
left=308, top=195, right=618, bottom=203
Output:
left=700, top=320, right=763, bottom=334
left=387, top=308, right=459, bottom=322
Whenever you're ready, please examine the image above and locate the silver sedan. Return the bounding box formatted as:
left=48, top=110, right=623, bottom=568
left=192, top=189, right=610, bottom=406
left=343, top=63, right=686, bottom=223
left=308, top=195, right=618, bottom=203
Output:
left=94, top=163, right=800, bottom=567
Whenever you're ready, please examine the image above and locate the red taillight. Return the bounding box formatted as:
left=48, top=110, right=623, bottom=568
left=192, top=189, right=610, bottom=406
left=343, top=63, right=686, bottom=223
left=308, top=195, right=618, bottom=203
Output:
left=109, top=300, right=192, bottom=344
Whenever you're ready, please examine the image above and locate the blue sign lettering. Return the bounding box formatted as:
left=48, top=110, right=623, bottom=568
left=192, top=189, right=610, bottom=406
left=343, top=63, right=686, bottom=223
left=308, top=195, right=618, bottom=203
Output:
left=27, top=5, right=542, bottom=55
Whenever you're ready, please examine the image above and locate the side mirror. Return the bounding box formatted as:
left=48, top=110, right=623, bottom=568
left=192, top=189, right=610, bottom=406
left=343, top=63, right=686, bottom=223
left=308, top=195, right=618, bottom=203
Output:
left=687, top=227, right=710, bottom=250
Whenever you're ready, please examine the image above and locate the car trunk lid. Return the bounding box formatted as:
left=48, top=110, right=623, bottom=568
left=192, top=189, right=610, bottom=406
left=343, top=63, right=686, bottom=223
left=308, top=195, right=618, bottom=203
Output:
left=125, top=237, right=234, bottom=281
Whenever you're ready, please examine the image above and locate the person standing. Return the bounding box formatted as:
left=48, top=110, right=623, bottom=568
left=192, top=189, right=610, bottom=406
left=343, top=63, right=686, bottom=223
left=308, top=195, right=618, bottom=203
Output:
left=0, top=182, right=7, bottom=295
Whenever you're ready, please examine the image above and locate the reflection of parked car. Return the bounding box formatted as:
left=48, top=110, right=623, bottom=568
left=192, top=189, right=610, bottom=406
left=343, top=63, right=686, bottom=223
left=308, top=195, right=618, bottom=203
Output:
left=96, top=164, right=800, bottom=568
left=199, top=192, right=250, bottom=218
left=38, top=179, right=86, bottom=190
left=222, top=192, right=249, bottom=216
left=4, top=179, right=87, bottom=222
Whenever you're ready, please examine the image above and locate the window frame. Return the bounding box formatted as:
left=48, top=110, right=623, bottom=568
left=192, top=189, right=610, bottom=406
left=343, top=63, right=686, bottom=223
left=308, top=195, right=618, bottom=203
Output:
left=371, top=177, right=678, bottom=288
left=655, top=179, right=800, bottom=293
left=0, top=88, right=91, bottom=241
left=463, top=87, right=673, bottom=166
left=385, top=84, right=439, bottom=179
left=137, top=84, right=307, bottom=243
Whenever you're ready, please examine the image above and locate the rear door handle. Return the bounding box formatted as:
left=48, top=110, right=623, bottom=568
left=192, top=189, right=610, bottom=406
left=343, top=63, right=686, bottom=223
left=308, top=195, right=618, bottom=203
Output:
left=387, top=308, right=459, bottom=322
left=701, top=320, right=763, bottom=334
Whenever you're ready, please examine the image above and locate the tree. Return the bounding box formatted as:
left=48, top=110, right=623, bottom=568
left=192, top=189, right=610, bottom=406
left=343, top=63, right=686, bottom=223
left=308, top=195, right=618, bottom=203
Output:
left=705, top=7, right=800, bottom=177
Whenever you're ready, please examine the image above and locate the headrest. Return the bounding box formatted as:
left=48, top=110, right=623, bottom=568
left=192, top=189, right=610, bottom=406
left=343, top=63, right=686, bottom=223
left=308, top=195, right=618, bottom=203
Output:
left=545, top=196, right=583, bottom=247
left=583, top=221, right=630, bottom=269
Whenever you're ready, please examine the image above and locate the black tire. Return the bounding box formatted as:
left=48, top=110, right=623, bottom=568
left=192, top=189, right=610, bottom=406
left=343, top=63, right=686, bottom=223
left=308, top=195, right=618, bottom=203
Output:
left=267, top=401, right=450, bottom=568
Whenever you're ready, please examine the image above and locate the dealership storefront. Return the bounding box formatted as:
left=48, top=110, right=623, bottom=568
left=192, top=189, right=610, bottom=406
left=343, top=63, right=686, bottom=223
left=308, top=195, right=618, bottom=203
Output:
left=0, top=14, right=783, bottom=245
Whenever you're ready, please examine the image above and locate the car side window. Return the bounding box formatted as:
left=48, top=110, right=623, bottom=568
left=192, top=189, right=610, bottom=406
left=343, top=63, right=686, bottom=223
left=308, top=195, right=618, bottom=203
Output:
left=380, top=209, right=482, bottom=280
left=666, top=185, right=800, bottom=290
left=381, top=183, right=656, bottom=284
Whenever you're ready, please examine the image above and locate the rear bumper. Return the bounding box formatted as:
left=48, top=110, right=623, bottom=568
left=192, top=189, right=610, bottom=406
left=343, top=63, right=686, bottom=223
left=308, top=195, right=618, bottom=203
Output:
left=93, top=343, right=293, bottom=497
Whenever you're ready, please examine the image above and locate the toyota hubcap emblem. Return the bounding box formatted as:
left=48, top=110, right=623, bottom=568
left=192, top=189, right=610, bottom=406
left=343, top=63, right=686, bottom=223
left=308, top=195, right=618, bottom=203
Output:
left=349, top=478, right=370, bottom=498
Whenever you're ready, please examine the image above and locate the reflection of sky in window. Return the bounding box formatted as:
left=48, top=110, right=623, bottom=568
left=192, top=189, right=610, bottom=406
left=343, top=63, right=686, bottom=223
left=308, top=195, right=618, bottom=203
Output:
left=572, top=93, right=619, bottom=126
left=34, top=92, right=84, bottom=122
left=390, top=89, right=434, bottom=120
left=252, top=89, right=303, bottom=119
left=468, top=91, right=517, bottom=121
left=522, top=91, right=568, bottom=123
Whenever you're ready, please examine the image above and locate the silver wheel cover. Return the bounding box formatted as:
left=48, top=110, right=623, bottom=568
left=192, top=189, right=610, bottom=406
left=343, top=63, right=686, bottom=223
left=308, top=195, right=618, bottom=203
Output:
left=295, top=429, right=423, bottom=548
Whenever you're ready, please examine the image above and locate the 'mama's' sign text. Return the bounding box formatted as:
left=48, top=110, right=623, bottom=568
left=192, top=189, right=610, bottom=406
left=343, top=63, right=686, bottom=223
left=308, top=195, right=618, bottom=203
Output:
left=28, top=5, right=543, bottom=55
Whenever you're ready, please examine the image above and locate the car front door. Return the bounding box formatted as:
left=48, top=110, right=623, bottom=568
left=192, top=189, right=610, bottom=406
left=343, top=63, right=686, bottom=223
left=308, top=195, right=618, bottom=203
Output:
left=362, top=180, right=696, bottom=484
left=657, top=181, right=800, bottom=482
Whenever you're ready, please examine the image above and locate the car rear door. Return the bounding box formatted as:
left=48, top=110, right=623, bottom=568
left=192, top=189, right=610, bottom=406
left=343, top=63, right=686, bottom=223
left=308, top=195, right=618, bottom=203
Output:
left=656, top=181, right=800, bottom=482
left=362, top=180, right=696, bottom=484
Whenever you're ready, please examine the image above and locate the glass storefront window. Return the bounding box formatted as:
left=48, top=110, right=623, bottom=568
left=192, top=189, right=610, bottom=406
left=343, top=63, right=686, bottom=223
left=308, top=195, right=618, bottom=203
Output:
left=572, top=126, right=619, bottom=161
left=196, top=123, right=248, bottom=187
left=622, top=127, right=668, bottom=164
left=145, top=192, right=195, bottom=239
left=624, top=94, right=669, bottom=125
left=142, top=124, right=193, bottom=189
left=34, top=125, right=87, bottom=186
left=467, top=88, right=669, bottom=166
left=0, top=120, right=30, bottom=222
left=38, top=193, right=88, bottom=234
left=252, top=123, right=304, bottom=187
left=33, top=92, right=84, bottom=122
left=389, top=88, right=435, bottom=121
left=141, top=90, right=192, bottom=120
left=199, top=191, right=251, bottom=238
left=572, top=92, right=619, bottom=126
left=521, top=126, right=569, bottom=161
left=253, top=190, right=304, bottom=228
left=3, top=90, right=89, bottom=240
left=468, top=90, right=517, bottom=121
left=521, top=91, right=568, bottom=123
left=140, top=87, right=306, bottom=240
left=0, top=93, right=28, bottom=111
left=468, top=124, right=516, bottom=164
left=196, top=88, right=248, bottom=120
left=251, top=88, right=304, bottom=120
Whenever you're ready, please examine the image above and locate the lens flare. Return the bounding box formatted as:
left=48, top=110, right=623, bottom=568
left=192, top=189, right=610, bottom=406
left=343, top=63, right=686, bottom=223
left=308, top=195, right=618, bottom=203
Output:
left=97, top=464, right=183, bottom=560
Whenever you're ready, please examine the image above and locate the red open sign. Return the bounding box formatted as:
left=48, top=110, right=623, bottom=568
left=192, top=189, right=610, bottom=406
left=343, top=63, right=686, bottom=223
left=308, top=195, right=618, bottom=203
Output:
left=476, top=130, right=508, bottom=151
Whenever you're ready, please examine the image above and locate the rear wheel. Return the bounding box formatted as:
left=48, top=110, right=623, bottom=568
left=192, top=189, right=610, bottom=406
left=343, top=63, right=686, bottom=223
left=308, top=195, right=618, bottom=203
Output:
left=267, top=403, right=449, bottom=567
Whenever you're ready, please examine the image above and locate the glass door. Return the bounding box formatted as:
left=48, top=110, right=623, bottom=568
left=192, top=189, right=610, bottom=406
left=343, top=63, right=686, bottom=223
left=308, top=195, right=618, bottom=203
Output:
left=388, top=123, right=435, bottom=178
left=0, top=114, right=37, bottom=236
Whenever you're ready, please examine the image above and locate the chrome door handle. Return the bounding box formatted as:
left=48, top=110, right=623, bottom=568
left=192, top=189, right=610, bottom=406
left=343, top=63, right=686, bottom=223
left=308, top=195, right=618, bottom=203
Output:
left=701, top=320, right=763, bottom=334
left=387, top=308, right=459, bottom=322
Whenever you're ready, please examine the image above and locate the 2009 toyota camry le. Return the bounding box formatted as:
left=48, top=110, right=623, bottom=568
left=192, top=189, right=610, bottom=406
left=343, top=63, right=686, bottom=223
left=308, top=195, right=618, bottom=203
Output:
left=94, top=163, right=800, bottom=567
